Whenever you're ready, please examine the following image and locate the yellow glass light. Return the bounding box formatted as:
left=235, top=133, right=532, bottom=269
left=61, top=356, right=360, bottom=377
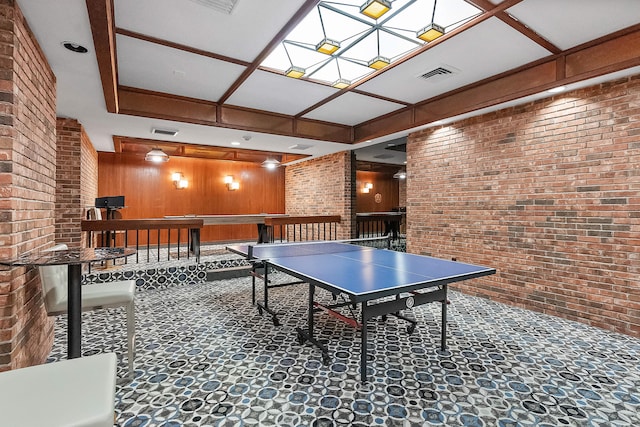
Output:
left=360, top=0, right=391, bottom=19
left=316, top=38, right=340, bottom=55
left=417, top=23, right=445, bottom=42
left=332, top=78, right=351, bottom=89
left=367, top=56, right=390, bottom=70
left=285, top=66, right=305, bottom=79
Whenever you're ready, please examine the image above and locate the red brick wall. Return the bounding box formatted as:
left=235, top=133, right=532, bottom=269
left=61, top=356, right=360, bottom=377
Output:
left=55, top=118, right=97, bottom=248
left=0, top=1, right=56, bottom=370
left=407, top=75, right=640, bottom=337
left=398, top=178, right=406, bottom=208
left=80, top=126, right=98, bottom=247
left=285, top=151, right=355, bottom=239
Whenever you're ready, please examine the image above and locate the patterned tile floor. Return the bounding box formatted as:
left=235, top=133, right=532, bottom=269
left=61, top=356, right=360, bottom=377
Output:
left=47, top=273, right=640, bottom=427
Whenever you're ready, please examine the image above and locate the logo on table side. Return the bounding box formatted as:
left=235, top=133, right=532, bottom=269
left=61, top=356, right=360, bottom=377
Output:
left=406, top=296, right=415, bottom=309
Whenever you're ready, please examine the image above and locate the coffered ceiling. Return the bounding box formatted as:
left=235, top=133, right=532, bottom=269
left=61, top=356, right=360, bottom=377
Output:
left=17, top=0, right=640, bottom=166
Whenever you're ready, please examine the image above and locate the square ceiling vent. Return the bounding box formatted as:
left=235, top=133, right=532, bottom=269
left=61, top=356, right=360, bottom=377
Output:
left=417, top=64, right=460, bottom=83
left=188, top=0, right=239, bottom=14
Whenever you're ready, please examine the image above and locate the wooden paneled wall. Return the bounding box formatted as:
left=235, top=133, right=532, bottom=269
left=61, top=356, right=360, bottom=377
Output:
left=98, top=152, right=285, bottom=242
left=356, top=170, right=400, bottom=213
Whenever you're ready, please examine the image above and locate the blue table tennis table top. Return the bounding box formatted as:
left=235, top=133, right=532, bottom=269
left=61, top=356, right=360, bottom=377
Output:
left=227, top=241, right=495, bottom=299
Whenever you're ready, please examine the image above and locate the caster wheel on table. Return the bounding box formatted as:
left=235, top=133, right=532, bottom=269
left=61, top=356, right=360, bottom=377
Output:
left=296, top=331, right=306, bottom=345
left=257, top=306, right=263, bottom=315
left=272, top=317, right=280, bottom=327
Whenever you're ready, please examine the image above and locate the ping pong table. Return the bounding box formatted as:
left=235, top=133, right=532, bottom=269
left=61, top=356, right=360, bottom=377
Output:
left=227, top=240, right=495, bottom=382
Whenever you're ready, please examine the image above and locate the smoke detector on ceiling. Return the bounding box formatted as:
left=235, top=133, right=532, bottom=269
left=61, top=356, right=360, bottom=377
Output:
left=187, top=0, right=239, bottom=14
left=151, top=127, right=179, bottom=137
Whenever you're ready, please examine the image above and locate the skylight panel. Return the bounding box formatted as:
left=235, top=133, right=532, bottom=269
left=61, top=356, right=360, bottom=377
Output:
left=261, top=0, right=480, bottom=87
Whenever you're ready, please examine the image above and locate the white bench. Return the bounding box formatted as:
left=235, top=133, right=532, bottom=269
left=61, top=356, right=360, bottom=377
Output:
left=0, top=353, right=117, bottom=427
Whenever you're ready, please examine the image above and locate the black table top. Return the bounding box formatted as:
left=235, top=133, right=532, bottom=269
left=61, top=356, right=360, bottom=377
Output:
left=0, top=247, right=136, bottom=266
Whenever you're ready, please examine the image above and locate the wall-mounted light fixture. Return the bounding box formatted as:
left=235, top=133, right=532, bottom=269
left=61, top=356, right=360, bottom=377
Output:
left=362, top=182, right=373, bottom=193
left=172, top=172, right=188, bottom=189
left=224, top=175, right=240, bottom=191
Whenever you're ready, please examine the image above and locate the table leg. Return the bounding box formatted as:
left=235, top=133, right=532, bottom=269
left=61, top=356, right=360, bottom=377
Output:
left=441, top=284, right=448, bottom=351
left=256, top=224, right=272, bottom=243
left=307, top=284, right=315, bottom=338
left=189, top=228, right=201, bottom=262
left=67, top=264, right=82, bottom=359
left=255, top=262, right=280, bottom=326
left=361, top=301, right=368, bottom=383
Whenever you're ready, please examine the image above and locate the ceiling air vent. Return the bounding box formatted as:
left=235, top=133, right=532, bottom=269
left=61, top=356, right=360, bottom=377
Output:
left=289, top=144, right=313, bottom=150
left=151, top=128, right=179, bottom=137
left=188, top=0, right=239, bottom=14
left=417, top=65, right=459, bottom=83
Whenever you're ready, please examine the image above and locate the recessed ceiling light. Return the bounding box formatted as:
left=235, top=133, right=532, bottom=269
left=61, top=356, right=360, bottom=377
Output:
left=231, top=141, right=241, bottom=146
left=62, top=41, right=88, bottom=53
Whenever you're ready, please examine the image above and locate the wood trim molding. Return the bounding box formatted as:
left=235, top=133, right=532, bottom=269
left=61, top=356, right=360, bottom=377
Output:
left=116, top=28, right=251, bottom=67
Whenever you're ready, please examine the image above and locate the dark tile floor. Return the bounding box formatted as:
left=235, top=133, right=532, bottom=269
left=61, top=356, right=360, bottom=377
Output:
left=48, top=273, right=640, bottom=426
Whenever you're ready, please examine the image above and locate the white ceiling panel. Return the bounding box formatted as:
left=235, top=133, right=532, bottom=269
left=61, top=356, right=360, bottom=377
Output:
left=117, top=34, right=246, bottom=102
left=303, top=92, right=405, bottom=126
left=226, top=70, right=338, bottom=116
left=507, top=0, right=640, bottom=50
left=358, top=17, right=552, bottom=104
left=114, top=0, right=303, bottom=63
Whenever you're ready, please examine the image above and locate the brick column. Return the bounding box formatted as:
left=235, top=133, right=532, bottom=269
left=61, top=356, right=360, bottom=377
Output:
left=0, top=0, right=57, bottom=370
left=56, top=118, right=98, bottom=248
left=285, top=151, right=356, bottom=239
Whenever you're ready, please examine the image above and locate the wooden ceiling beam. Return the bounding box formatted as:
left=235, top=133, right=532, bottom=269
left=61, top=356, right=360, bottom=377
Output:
left=354, top=26, right=640, bottom=141
left=85, top=0, right=119, bottom=113
left=115, top=28, right=251, bottom=67
left=118, top=86, right=353, bottom=144
left=217, top=0, right=321, bottom=105
left=112, top=135, right=309, bottom=164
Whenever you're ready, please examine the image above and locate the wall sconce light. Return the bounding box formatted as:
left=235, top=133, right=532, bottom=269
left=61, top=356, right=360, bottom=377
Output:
left=172, top=172, right=188, bottom=189
left=362, top=182, right=373, bottom=193
left=224, top=175, right=240, bottom=191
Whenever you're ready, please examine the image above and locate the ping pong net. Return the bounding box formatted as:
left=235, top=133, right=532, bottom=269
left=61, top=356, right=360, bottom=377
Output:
left=247, top=236, right=390, bottom=259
